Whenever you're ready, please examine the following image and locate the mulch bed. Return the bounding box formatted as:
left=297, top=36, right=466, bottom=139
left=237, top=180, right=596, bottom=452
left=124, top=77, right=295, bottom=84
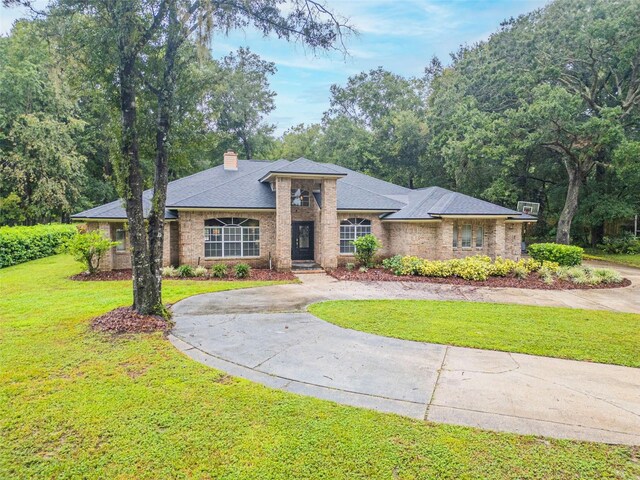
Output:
left=328, top=268, right=631, bottom=290
left=91, top=306, right=171, bottom=334
left=71, top=269, right=296, bottom=282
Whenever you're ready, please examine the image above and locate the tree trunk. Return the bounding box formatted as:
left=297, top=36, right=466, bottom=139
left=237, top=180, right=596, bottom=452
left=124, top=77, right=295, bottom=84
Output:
left=555, top=161, right=583, bottom=245
left=146, top=1, right=181, bottom=316
left=119, top=55, right=161, bottom=314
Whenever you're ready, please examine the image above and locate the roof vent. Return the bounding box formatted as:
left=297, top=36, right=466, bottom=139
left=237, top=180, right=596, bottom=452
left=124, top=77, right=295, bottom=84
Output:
left=223, top=150, right=238, bottom=171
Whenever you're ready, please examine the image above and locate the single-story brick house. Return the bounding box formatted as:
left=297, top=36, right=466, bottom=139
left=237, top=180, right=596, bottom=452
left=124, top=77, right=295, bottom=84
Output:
left=72, top=152, right=535, bottom=271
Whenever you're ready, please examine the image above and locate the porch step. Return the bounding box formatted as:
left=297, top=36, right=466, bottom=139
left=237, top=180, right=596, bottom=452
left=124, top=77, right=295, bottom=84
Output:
left=292, top=261, right=323, bottom=272
left=294, top=269, right=326, bottom=274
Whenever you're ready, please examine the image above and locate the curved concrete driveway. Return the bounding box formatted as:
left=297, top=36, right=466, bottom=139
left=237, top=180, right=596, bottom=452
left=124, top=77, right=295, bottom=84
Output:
left=170, top=268, right=640, bottom=445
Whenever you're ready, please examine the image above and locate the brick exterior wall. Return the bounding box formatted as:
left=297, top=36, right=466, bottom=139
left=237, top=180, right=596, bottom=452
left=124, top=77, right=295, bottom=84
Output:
left=86, top=207, right=524, bottom=271
left=337, top=212, right=389, bottom=265
left=178, top=209, right=276, bottom=268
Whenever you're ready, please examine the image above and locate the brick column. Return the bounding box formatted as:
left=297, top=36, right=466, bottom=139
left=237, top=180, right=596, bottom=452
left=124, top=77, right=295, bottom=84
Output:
left=275, top=176, right=292, bottom=270
left=493, top=219, right=506, bottom=259
left=437, top=219, right=454, bottom=260
left=98, top=222, right=113, bottom=271
left=320, top=178, right=338, bottom=269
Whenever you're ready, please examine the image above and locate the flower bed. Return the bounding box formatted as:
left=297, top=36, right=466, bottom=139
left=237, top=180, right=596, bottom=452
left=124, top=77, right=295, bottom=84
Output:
left=71, top=268, right=296, bottom=282
left=330, top=255, right=629, bottom=290
left=329, top=268, right=630, bottom=290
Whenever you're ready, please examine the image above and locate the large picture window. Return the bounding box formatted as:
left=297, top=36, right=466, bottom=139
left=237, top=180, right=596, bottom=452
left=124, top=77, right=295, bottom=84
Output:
left=204, top=218, right=260, bottom=258
left=339, top=218, right=372, bottom=254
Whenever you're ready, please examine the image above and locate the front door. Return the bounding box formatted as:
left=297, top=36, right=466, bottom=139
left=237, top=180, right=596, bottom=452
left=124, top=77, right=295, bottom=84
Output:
left=292, top=221, right=314, bottom=260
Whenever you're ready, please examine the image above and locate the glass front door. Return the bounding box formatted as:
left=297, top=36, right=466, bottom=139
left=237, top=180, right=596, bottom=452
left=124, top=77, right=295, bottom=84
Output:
left=291, top=221, right=314, bottom=260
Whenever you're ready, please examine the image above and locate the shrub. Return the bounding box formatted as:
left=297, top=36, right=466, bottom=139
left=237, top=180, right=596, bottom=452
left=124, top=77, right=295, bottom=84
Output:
left=527, top=243, right=583, bottom=266
left=194, top=266, right=208, bottom=277
left=177, top=264, right=195, bottom=277
left=381, top=255, right=403, bottom=275
left=345, top=262, right=355, bottom=271
left=592, top=267, right=622, bottom=284
left=599, top=232, right=640, bottom=254
left=0, top=223, right=78, bottom=268
left=161, top=266, right=178, bottom=277
left=352, top=234, right=382, bottom=267
left=59, top=230, right=117, bottom=274
left=488, top=257, right=517, bottom=277
left=358, top=266, right=368, bottom=273
left=538, top=265, right=555, bottom=284
left=513, top=265, right=529, bottom=279
left=448, top=257, right=490, bottom=281
left=234, top=263, right=251, bottom=278
left=211, top=263, right=228, bottom=278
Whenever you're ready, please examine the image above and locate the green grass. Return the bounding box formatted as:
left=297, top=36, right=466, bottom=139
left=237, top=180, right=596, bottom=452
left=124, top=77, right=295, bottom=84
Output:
left=309, top=300, right=640, bottom=368
left=584, top=250, right=640, bottom=268
left=1, top=255, right=639, bottom=479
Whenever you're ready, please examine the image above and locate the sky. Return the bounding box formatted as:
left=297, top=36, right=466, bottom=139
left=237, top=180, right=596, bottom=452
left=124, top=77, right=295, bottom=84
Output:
left=1, top=0, right=550, bottom=136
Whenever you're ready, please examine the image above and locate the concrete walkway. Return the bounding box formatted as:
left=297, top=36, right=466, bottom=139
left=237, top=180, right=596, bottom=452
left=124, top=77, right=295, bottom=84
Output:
left=170, top=267, right=640, bottom=445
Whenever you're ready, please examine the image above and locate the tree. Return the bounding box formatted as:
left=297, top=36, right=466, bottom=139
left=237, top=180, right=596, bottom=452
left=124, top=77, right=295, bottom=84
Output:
left=270, top=123, right=323, bottom=160
left=0, top=20, right=87, bottom=224
left=214, top=47, right=277, bottom=159
left=322, top=68, right=430, bottom=187
left=426, top=0, right=640, bottom=244
left=4, top=0, right=352, bottom=315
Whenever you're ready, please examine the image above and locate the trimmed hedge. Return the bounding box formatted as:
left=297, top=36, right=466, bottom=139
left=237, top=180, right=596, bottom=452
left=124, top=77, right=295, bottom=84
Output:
left=527, top=243, right=583, bottom=266
left=0, top=224, right=78, bottom=268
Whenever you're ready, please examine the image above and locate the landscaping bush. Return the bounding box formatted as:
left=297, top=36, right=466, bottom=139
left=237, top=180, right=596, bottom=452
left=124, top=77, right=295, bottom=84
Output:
left=599, top=232, right=640, bottom=254
left=345, top=262, right=355, bottom=271
left=0, top=223, right=78, bottom=268
left=527, top=243, right=583, bottom=266
left=59, top=230, right=117, bottom=274
left=161, top=266, right=178, bottom=278
left=352, top=234, right=382, bottom=267
left=234, top=263, right=251, bottom=278
left=211, top=263, right=228, bottom=278
left=177, top=264, right=195, bottom=277
left=381, top=255, right=403, bottom=275
left=194, top=266, right=208, bottom=277
left=379, top=254, right=611, bottom=285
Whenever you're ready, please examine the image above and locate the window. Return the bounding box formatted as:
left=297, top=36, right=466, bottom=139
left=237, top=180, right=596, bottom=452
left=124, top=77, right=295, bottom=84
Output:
left=291, top=188, right=310, bottom=207
left=115, top=227, right=126, bottom=252
left=476, top=225, right=484, bottom=248
left=340, top=218, right=371, bottom=254
left=452, top=224, right=458, bottom=248
left=461, top=224, right=472, bottom=248
left=204, top=218, right=260, bottom=258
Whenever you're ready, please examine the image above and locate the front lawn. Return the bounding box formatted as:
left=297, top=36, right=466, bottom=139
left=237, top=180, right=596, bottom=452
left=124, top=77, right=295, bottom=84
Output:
left=309, top=300, right=640, bottom=367
left=1, top=256, right=639, bottom=478
left=584, top=250, right=640, bottom=268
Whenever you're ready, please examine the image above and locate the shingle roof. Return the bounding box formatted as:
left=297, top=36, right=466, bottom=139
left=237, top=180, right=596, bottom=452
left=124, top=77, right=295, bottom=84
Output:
left=72, top=158, right=532, bottom=221
left=382, top=187, right=524, bottom=220
left=260, top=157, right=346, bottom=178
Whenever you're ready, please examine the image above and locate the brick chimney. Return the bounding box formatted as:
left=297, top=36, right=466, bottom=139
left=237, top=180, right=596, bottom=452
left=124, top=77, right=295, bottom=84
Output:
left=223, top=150, right=238, bottom=171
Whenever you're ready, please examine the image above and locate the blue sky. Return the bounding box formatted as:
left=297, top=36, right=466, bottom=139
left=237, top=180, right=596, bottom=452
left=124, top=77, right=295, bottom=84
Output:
left=1, top=0, right=549, bottom=135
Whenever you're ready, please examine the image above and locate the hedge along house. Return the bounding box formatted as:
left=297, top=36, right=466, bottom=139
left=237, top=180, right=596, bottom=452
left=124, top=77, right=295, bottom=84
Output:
left=71, top=152, right=536, bottom=271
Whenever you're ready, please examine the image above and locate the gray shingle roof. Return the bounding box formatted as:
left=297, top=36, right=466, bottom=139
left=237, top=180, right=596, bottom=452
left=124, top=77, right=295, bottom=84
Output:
left=260, top=157, right=345, bottom=178
left=72, top=158, right=531, bottom=221
left=382, top=186, right=524, bottom=220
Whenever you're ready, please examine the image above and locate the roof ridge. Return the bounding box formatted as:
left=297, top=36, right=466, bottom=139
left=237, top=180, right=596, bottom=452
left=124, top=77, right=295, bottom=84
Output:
left=168, top=159, right=287, bottom=207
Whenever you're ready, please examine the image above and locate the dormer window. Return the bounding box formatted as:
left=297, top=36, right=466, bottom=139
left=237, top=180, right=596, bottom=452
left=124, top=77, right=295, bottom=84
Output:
left=291, top=188, right=310, bottom=207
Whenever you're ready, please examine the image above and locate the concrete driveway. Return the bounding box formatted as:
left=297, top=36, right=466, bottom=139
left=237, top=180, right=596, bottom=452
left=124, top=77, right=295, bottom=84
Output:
left=170, top=268, right=640, bottom=445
